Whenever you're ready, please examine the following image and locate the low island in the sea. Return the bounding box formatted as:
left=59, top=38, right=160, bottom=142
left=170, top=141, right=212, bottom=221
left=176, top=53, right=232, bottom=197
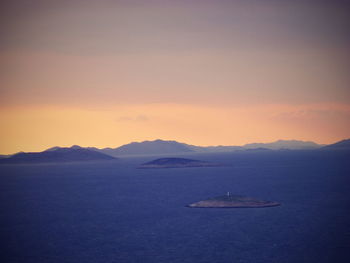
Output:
left=187, top=193, right=280, bottom=208
left=138, top=157, right=221, bottom=169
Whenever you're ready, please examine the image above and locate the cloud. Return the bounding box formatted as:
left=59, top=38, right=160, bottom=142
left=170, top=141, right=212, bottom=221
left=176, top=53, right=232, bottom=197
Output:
left=267, top=104, right=350, bottom=143
left=271, top=106, right=350, bottom=121
left=1, top=103, right=349, bottom=154
left=116, top=114, right=149, bottom=122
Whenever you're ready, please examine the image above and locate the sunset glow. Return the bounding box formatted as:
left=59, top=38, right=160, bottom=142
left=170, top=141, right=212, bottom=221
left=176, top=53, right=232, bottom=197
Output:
left=1, top=0, right=349, bottom=154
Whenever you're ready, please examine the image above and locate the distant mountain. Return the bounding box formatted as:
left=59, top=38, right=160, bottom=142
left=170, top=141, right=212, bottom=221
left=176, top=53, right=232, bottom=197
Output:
left=322, top=139, right=350, bottom=149
left=1, top=139, right=327, bottom=159
left=99, top=139, right=194, bottom=156
left=243, top=140, right=321, bottom=150
left=95, top=139, right=321, bottom=156
left=97, top=140, right=245, bottom=156
left=0, top=146, right=116, bottom=164
left=45, top=145, right=83, bottom=152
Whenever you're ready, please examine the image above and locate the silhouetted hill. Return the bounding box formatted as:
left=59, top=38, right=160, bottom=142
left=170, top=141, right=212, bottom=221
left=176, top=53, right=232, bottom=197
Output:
left=322, top=139, right=350, bottom=149
left=99, top=140, right=194, bottom=156
left=138, top=158, right=221, bottom=169
left=72, top=139, right=324, bottom=156
left=0, top=147, right=116, bottom=164
left=98, top=140, right=246, bottom=156
left=101, top=139, right=320, bottom=156
left=243, top=140, right=321, bottom=150
left=1, top=139, right=328, bottom=158
left=45, top=145, right=83, bottom=152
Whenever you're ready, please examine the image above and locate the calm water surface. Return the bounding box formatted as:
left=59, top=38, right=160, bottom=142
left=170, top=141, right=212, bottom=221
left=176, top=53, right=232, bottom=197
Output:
left=1, top=150, right=349, bottom=263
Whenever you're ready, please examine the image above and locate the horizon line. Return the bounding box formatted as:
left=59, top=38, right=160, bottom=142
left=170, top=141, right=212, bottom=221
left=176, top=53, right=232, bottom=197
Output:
left=2, top=137, right=348, bottom=155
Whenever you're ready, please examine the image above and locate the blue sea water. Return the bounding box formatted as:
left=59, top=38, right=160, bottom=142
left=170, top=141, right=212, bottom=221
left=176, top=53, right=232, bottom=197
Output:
left=1, top=150, right=349, bottom=263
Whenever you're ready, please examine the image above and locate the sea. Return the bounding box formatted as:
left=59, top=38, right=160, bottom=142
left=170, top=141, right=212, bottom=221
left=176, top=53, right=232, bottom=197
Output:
left=1, top=149, right=349, bottom=263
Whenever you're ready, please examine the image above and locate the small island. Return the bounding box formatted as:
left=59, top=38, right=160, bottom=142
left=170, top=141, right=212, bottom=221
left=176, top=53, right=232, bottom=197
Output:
left=138, top=157, right=221, bottom=169
left=187, top=193, right=280, bottom=208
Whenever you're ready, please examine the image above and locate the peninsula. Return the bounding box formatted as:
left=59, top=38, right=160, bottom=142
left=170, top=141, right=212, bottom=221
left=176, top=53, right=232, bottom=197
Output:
left=0, top=147, right=116, bottom=164
left=187, top=194, right=280, bottom=208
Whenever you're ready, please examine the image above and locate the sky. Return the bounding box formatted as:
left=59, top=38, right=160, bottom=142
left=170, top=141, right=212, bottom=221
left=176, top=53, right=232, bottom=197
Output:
left=1, top=0, right=350, bottom=154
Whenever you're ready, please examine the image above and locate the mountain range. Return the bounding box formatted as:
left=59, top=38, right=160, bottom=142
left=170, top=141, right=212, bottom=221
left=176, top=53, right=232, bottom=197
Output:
left=0, top=139, right=349, bottom=163
left=92, top=139, right=323, bottom=156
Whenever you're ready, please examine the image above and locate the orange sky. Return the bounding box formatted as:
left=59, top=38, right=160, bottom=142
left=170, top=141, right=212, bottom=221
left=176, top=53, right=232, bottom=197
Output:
left=0, top=0, right=349, bottom=154
left=1, top=103, right=349, bottom=154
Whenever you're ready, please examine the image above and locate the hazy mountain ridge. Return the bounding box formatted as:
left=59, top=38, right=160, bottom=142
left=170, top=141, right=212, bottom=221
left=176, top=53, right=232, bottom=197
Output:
left=0, top=147, right=116, bottom=164
left=2, top=138, right=348, bottom=159
left=321, top=139, right=350, bottom=149
left=96, top=139, right=324, bottom=156
left=45, top=145, right=84, bottom=152
left=99, top=139, right=194, bottom=156
left=244, top=140, right=321, bottom=150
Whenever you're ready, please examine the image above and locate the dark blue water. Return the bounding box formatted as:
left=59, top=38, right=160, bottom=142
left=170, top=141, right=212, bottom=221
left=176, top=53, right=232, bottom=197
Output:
left=1, top=150, right=350, bottom=263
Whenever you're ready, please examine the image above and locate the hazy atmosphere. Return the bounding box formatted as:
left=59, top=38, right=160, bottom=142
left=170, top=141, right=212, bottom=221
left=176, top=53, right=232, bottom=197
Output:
left=1, top=0, right=350, bottom=153
left=1, top=2, right=350, bottom=263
